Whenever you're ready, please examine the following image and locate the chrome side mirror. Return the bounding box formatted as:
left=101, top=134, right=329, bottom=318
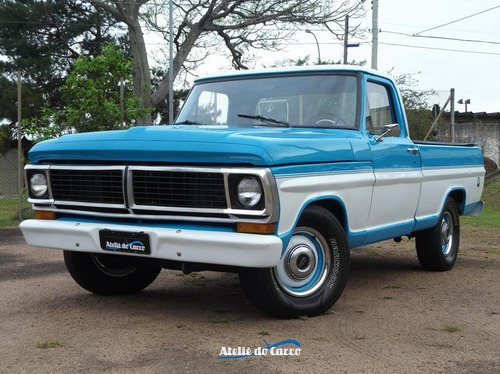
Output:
left=375, top=123, right=400, bottom=142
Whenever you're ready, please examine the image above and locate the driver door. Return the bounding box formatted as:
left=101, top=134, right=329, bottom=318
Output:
left=364, top=79, right=422, bottom=244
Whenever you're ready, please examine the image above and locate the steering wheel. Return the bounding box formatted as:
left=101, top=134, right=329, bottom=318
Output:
left=309, top=113, right=349, bottom=128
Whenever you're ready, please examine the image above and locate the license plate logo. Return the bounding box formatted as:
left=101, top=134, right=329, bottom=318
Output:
left=99, top=230, right=151, bottom=254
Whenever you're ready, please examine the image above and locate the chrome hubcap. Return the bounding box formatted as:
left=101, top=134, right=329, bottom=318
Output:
left=286, top=245, right=317, bottom=280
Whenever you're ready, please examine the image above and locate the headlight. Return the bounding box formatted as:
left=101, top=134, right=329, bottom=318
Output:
left=29, top=173, right=48, bottom=198
left=236, top=177, right=263, bottom=208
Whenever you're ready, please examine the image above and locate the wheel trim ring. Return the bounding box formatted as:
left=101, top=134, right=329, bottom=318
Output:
left=274, top=227, right=331, bottom=297
left=440, top=212, right=454, bottom=256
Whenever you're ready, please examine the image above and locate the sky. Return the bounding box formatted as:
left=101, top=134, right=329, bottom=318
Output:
left=189, top=0, right=500, bottom=113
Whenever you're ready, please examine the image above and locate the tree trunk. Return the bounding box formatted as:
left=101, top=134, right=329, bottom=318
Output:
left=151, top=26, right=203, bottom=108
left=128, top=22, right=152, bottom=125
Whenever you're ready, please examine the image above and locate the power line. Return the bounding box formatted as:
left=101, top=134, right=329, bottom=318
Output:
left=414, top=34, right=500, bottom=46
left=382, top=21, right=500, bottom=36
left=382, top=30, right=500, bottom=46
left=379, top=41, right=500, bottom=56
left=414, top=4, right=500, bottom=36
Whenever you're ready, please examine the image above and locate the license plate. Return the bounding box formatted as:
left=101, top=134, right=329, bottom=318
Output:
left=99, top=230, right=151, bottom=254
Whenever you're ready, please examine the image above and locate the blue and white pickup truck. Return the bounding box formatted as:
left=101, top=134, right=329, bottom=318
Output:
left=21, top=66, right=484, bottom=318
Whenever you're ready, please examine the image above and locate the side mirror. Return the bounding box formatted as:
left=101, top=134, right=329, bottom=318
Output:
left=375, top=123, right=400, bottom=142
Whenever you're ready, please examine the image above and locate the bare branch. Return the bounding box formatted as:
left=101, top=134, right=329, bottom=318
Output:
left=91, top=0, right=366, bottom=122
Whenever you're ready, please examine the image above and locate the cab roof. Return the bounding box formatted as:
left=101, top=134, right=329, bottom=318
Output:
left=194, top=65, right=394, bottom=83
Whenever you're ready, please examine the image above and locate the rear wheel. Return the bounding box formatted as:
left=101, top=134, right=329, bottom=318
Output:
left=415, top=198, right=460, bottom=271
left=63, top=251, right=162, bottom=295
left=240, top=205, right=350, bottom=318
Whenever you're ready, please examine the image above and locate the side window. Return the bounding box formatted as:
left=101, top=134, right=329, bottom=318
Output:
left=366, top=82, right=397, bottom=136
left=195, top=91, right=229, bottom=125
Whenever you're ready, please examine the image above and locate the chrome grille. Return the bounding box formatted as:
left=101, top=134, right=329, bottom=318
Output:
left=132, top=170, right=227, bottom=209
left=26, top=164, right=276, bottom=222
left=50, top=169, right=124, bottom=204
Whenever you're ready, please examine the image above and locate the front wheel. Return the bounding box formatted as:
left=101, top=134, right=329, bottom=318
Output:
left=415, top=198, right=460, bottom=271
left=239, top=206, right=350, bottom=318
left=63, top=251, right=162, bottom=295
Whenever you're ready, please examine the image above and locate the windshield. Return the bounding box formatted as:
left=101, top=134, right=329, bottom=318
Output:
left=176, top=74, right=359, bottom=129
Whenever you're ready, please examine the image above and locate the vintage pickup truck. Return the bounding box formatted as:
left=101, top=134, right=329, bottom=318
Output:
left=20, top=66, right=484, bottom=318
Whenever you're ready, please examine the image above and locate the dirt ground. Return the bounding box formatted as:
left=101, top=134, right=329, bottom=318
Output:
left=1, top=225, right=498, bottom=374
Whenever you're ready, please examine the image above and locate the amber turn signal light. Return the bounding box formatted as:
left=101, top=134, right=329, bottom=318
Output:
left=34, top=211, right=57, bottom=220
left=237, top=222, right=276, bottom=234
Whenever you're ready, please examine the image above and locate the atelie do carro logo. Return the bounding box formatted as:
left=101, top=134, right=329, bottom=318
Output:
left=219, top=339, right=301, bottom=359
left=105, top=240, right=146, bottom=252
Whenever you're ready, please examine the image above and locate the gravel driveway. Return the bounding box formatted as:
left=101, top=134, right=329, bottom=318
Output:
left=1, top=226, right=498, bottom=373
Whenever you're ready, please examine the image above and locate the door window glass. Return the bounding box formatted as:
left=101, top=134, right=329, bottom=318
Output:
left=366, top=82, right=396, bottom=136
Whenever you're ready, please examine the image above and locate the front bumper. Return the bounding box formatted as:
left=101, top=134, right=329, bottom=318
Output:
left=20, top=219, right=283, bottom=268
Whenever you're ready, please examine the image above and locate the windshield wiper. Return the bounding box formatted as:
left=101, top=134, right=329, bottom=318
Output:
left=173, top=120, right=206, bottom=126
left=237, top=114, right=290, bottom=127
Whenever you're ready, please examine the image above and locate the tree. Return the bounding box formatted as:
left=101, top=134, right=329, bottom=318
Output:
left=87, top=0, right=365, bottom=123
left=271, top=55, right=366, bottom=68
left=0, top=0, right=123, bottom=134
left=150, top=67, right=189, bottom=123
left=24, top=43, right=149, bottom=140
left=394, top=73, right=445, bottom=141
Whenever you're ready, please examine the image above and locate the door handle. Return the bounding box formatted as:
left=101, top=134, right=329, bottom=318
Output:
left=407, top=147, right=419, bottom=155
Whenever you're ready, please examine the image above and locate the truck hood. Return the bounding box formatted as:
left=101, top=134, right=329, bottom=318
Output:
left=29, top=125, right=366, bottom=166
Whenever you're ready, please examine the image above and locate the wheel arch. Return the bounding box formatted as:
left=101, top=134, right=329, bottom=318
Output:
left=308, top=198, right=348, bottom=230
left=279, top=196, right=349, bottom=251
left=447, top=188, right=466, bottom=215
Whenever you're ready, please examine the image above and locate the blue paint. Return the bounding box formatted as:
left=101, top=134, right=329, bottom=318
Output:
left=464, top=201, right=483, bottom=216
left=29, top=126, right=357, bottom=166
left=361, top=220, right=416, bottom=245
left=272, top=161, right=373, bottom=177
left=412, top=215, right=440, bottom=232
left=418, top=144, right=484, bottom=168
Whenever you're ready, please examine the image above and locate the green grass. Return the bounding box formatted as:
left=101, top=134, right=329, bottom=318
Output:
left=442, top=324, right=460, bottom=333
left=36, top=340, right=63, bottom=349
left=0, top=197, right=32, bottom=227
left=462, top=179, right=500, bottom=228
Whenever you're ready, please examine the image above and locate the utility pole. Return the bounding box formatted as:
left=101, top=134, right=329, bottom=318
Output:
left=450, top=88, right=455, bottom=142
left=120, top=77, right=124, bottom=128
left=168, top=0, right=174, bottom=124
left=371, top=0, right=379, bottom=70
left=343, top=15, right=349, bottom=64
left=17, top=71, right=22, bottom=220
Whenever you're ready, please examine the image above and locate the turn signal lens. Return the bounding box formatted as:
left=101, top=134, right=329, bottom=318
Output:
left=237, top=223, right=276, bottom=234
left=34, top=211, right=57, bottom=220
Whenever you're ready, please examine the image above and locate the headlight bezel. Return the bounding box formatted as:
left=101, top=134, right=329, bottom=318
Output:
left=229, top=174, right=266, bottom=210
left=25, top=166, right=51, bottom=200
